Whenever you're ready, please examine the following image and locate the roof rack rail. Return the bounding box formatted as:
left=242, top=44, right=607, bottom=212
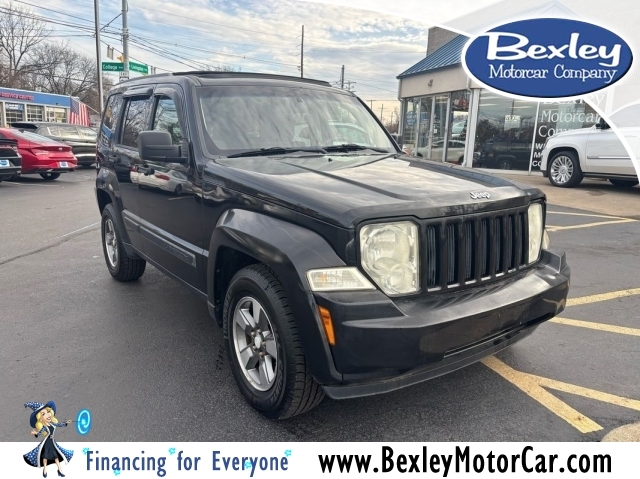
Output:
left=171, top=71, right=332, bottom=87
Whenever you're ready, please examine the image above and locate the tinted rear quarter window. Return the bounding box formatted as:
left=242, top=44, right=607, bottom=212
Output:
left=102, top=94, right=123, bottom=132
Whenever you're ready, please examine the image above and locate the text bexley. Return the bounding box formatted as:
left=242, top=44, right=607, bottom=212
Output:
left=485, top=32, right=621, bottom=84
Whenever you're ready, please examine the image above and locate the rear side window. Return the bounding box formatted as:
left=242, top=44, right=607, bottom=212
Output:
left=121, top=98, right=151, bottom=148
left=102, top=94, right=123, bottom=132
left=152, top=97, right=183, bottom=145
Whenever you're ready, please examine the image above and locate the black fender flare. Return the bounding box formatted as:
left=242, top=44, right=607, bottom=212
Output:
left=207, top=209, right=345, bottom=384
left=95, top=167, right=140, bottom=258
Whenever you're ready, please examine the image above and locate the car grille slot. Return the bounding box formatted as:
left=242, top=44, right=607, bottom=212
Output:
left=426, top=226, right=438, bottom=287
left=423, top=207, right=529, bottom=293
left=446, top=224, right=457, bottom=285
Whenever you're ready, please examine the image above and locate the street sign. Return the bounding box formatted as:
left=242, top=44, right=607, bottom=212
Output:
left=119, top=71, right=129, bottom=82
left=129, top=61, right=149, bottom=74
left=102, top=62, right=124, bottom=72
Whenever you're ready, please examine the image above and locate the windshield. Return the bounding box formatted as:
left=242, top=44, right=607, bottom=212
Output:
left=196, top=85, right=395, bottom=156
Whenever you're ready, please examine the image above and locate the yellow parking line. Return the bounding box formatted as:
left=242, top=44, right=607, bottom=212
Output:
left=547, top=219, right=636, bottom=231
left=550, top=317, right=640, bottom=336
left=531, top=374, right=640, bottom=412
left=481, top=356, right=602, bottom=433
left=567, top=287, right=640, bottom=307
left=547, top=211, right=633, bottom=221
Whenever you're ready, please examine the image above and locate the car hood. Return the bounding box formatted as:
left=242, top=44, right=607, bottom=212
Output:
left=207, top=154, right=541, bottom=228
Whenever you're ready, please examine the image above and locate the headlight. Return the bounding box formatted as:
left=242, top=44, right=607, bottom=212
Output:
left=360, top=221, right=419, bottom=295
left=542, top=228, right=550, bottom=250
left=528, top=203, right=544, bottom=263
left=306, top=267, right=375, bottom=292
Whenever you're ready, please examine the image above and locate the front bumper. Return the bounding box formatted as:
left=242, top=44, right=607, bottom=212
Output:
left=314, top=249, right=570, bottom=399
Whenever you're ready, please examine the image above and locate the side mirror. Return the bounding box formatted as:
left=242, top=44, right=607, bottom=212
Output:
left=138, top=131, right=187, bottom=163
left=596, top=118, right=610, bottom=130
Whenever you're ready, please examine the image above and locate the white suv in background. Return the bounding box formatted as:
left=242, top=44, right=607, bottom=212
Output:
left=541, top=103, right=640, bottom=188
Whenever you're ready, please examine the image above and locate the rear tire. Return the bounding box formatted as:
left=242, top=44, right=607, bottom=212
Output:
left=609, top=178, right=638, bottom=187
left=101, top=204, right=146, bottom=282
left=548, top=151, right=583, bottom=187
left=40, top=173, right=60, bottom=181
left=174, top=184, right=182, bottom=196
left=223, top=264, right=324, bottom=419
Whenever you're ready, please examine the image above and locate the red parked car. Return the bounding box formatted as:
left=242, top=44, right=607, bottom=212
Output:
left=0, top=128, right=77, bottom=180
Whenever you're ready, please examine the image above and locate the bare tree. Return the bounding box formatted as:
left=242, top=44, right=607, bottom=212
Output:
left=0, top=2, right=50, bottom=87
left=29, top=42, right=112, bottom=113
left=384, top=107, right=400, bottom=134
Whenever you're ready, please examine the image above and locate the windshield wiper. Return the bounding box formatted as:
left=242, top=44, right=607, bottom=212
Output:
left=226, top=146, right=327, bottom=158
left=322, top=144, right=389, bottom=153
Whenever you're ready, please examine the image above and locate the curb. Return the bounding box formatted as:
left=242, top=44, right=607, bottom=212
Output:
left=601, top=422, right=640, bottom=442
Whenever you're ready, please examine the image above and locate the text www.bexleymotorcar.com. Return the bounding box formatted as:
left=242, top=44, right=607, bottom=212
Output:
left=318, top=446, right=612, bottom=475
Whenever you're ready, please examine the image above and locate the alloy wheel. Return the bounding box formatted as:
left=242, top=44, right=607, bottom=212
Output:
left=104, top=218, right=118, bottom=268
left=232, top=296, right=278, bottom=392
left=550, top=156, right=574, bottom=185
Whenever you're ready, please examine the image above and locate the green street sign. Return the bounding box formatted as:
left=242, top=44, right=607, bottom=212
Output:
left=130, top=61, right=149, bottom=74
left=102, top=62, right=124, bottom=72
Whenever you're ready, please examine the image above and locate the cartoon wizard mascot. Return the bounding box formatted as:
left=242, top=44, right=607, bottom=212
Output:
left=23, top=401, right=74, bottom=477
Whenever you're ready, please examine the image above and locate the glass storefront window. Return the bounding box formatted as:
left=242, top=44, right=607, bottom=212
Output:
left=415, top=97, right=432, bottom=158
left=531, top=101, right=600, bottom=170
left=46, top=107, right=67, bottom=123
left=26, top=104, right=44, bottom=122
left=5, top=103, right=24, bottom=124
left=445, top=90, right=470, bottom=165
left=402, top=98, right=419, bottom=154
left=473, top=91, right=537, bottom=170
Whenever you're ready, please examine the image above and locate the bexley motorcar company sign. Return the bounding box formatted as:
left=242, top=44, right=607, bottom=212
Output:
left=462, top=18, right=633, bottom=99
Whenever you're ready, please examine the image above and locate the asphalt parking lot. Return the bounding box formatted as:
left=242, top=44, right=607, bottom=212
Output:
left=1, top=170, right=639, bottom=442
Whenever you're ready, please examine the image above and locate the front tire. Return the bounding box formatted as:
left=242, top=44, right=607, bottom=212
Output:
left=101, top=204, right=146, bottom=281
left=40, top=173, right=60, bottom=181
left=548, top=151, right=583, bottom=187
left=223, top=264, right=324, bottom=419
left=609, top=178, right=638, bottom=187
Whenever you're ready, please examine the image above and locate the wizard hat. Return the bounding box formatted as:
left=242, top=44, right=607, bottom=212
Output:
left=25, top=401, right=56, bottom=428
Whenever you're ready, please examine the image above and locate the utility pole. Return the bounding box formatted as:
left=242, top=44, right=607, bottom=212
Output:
left=370, top=100, right=373, bottom=109
left=300, top=25, right=304, bottom=78
left=93, top=0, right=104, bottom=113
left=340, top=65, right=344, bottom=89
left=380, top=104, right=385, bottom=122
left=121, top=0, right=129, bottom=82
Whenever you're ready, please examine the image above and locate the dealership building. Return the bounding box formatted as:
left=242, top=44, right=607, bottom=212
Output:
left=0, top=87, right=80, bottom=127
left=396, top=0, right=607, bottom=174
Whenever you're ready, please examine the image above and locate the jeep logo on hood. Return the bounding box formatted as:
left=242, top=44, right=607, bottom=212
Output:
left=462, top=18, right=633, bottom=99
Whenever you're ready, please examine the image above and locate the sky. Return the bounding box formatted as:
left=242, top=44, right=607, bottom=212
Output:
left=7, top=0, right=498, bottom=120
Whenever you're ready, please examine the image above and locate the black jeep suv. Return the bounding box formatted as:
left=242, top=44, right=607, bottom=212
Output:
left=95, top=72, right=570, bottom=419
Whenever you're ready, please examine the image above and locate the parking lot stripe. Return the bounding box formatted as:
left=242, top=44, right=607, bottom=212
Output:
left=531, top=374, right=640, bottom=413
left=482, top=356, right=602, bottom=433
left=547, top=211, right=633, bottom=220
left=566, top=287, right=640, bottom=307
left=547, top=218, right=637, bottom=232
left=550, top=317, right=640, bottom=337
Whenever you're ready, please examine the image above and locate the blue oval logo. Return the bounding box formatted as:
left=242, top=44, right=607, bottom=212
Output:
left=463, top=18, right=633, bottom=99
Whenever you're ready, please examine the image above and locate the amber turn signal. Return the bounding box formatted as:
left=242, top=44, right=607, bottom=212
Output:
left=318, top=306, right=336, bottom=346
